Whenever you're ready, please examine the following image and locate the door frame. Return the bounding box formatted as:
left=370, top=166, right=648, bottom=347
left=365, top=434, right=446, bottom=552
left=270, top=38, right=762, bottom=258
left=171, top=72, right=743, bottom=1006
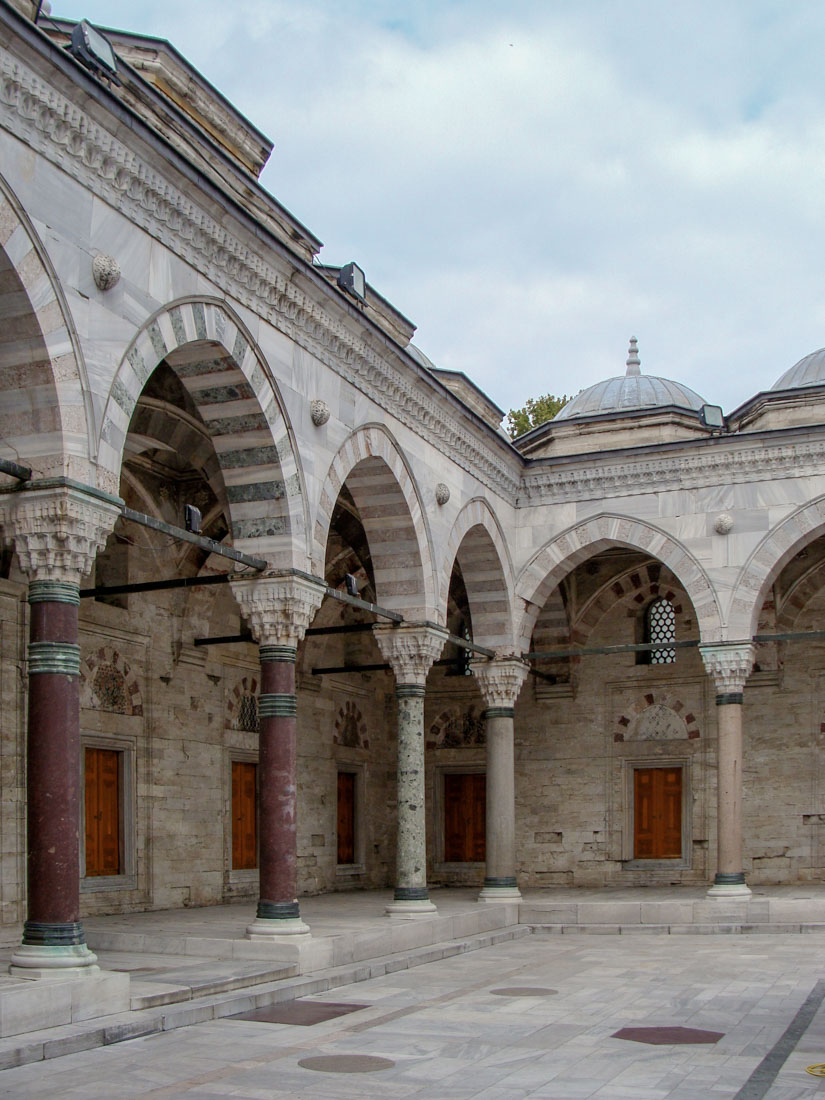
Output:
left=80, top=733, right=137, bottom=891
left=434, top=764, right=486, bottom=870
left=622, top=757, right=692, bottom=870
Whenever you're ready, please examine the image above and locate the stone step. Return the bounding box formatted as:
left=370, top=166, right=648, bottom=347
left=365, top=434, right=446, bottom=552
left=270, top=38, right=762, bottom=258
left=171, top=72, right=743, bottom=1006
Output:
left=0, top=923, right=531, bottom=1073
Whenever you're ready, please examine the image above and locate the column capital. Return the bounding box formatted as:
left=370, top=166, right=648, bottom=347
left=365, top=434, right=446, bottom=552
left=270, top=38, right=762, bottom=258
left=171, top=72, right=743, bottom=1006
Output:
left=471, top=657, right=530, bottom=710
left=230, top=573, right=325, bottom=648
left=0, top=486, right=121, bottom=585
left=372, top=623, right=447, bottom=686
left=699, top=642, right=755, bottom=696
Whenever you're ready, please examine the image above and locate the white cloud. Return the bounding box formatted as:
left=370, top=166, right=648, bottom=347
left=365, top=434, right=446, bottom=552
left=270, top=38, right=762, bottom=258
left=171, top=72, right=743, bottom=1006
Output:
left=55, top=1, right=825, bottom=414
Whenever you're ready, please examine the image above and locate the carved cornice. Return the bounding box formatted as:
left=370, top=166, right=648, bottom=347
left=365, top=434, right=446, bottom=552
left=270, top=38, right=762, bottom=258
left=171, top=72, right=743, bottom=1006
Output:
left=372, top=624, right=448, bottom=686
left=230, top=574, right=325, bottom=648
left=699, top=643, right=755, bottom=695
left=520, top=438, right=825, bottom=505
left=471, top=657, right=530, bottom=709
left=0, top=486, right=120, bottom=583
left=0, top=47, right=518, bottom=499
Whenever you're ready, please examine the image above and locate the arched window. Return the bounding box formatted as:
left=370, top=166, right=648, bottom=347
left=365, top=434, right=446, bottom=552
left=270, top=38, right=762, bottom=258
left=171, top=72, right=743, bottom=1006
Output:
left=645, top=598, right=676, bottom=664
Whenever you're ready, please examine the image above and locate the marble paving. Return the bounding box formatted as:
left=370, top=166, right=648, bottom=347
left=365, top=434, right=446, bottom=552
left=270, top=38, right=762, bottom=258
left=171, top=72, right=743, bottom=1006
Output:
left=4, top=929, right=825, bottom=1096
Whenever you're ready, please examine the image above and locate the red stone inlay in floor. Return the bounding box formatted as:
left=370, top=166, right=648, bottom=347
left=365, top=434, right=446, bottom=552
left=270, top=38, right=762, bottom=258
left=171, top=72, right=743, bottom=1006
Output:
left=612, top=1025, right=724, bottom=1045
left=230, top=1000, right=370, bottom=1026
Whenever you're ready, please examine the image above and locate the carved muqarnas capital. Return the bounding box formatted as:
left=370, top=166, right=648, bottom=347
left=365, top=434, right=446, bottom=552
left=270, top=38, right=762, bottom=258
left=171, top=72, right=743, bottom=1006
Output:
left=699, top=643, right=755, bottom=695
left=1, top=488, right=121, bottom=584
left=230, top=574, right=325, bottom=647
left=373, top=624, right=447, bottom=686
left=471, top=657, right=530, bottom=709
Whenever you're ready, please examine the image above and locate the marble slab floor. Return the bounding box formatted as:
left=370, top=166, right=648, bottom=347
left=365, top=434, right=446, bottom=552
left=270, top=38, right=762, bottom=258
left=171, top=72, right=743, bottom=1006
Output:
left=4, top=931, right=825, bottom=1097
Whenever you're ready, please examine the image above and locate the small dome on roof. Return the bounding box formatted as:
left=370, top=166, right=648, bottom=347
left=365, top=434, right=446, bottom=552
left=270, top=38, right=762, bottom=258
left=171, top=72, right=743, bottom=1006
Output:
left=553, top=338, right=706, bottom=420
left=406, top=343, right=437, bottom=371
left=772, top=348, right=825, bottom=391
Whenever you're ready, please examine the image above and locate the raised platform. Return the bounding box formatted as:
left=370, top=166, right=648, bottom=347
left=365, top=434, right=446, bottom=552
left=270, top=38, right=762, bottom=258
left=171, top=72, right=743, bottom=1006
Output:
left=2, top=885, right=825, bottom=1068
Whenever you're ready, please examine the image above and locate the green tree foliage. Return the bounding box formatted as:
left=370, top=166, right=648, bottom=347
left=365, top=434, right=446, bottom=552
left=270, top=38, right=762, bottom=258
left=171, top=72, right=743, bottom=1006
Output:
left=506, top=393, right=570, bottom=439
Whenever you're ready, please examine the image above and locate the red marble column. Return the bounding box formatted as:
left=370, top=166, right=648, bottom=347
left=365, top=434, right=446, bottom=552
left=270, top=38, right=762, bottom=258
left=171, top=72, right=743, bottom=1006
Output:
left=23, top=582, right=87, bottom=947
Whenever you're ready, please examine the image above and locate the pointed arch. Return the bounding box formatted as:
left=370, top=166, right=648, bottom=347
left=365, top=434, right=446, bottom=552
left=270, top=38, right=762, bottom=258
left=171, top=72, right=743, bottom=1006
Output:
left=441, top=498, right=515, bottom=651
left=728, top=496, right=825, bottom=638
left=313, top=424, right=437, bottom=621
left=99, top=297, right=308, bottom=569
left=0, top=175, right=93, bottom=481
left=515, top=513, right=721, bottom=652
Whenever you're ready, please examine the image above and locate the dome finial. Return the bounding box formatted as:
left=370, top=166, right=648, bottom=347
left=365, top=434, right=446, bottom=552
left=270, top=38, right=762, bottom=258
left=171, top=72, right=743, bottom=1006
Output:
left=626, top=336, right=641, bottom=377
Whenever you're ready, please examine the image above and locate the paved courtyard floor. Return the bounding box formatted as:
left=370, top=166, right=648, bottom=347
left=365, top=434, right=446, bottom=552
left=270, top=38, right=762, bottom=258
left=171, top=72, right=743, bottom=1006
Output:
left=5, top=932, right=825, bottom=1098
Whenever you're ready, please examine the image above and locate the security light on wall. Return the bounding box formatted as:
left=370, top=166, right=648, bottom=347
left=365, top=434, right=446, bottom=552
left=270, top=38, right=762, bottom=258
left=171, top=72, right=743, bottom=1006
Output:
left=699, top=404, right=725, bottom=429
left=345, top=573, right=359, bottom=596
left=184, top=505, right=202, bottom=534
left=69, top=21, right=121, bottom=84
left=338, top=263, right=366, bottom=302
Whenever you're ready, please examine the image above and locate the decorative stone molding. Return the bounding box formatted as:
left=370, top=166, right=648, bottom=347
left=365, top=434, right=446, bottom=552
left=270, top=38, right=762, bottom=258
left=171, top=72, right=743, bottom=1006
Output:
left=230, top=574, right=325, bottom=648
left=92, top=253, right=120, bottom=291
left=427, top=705, right=485, bottom=748
left=0, top=48, right=518, bottom=498
left=471, top=657, right=530, bottom=709
left=435, top=483, right=450, bottom=506
left=80, top=646, right=143, bottom=715
left=334, top=701, right=368, bottom=748
left=714, top=513, right=734, bottom=535
left=372, top=624, right=448, bottom=686
left=699, top=643, right=755, bottom=695
left=310, top=400, right=330, bottom=427
left=0, top=487, right=121, bottom=583
left=520, top=439, right=825, bottom=505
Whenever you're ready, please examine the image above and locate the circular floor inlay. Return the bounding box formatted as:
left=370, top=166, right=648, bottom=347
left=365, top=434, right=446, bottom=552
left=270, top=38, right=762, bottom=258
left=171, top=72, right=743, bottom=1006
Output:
left=298, top=1055, right=395, bottom=1074
left=490, top=987, right=558, bottom=997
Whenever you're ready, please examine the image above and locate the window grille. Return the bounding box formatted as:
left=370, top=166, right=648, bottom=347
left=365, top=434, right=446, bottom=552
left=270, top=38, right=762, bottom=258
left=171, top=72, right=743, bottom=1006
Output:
left=647, top=598, right=676, bottom=664
left=238, top=692, right=259, bottom=732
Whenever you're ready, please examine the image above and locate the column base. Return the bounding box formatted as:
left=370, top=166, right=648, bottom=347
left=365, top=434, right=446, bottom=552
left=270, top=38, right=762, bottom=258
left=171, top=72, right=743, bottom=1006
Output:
left=9, top=943, right=100, bottom=979
left=385, top=898, right=438, bottom=919
left=246, top=917, right=311, bottom=940
left=707, top=873, right=751, bottom=899
left=478, top=880, right=522, bottom=903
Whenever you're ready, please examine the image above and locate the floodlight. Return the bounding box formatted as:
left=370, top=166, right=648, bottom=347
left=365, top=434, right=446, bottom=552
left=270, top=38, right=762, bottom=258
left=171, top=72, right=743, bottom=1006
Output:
left=345, top=573, right=359, bottom=596
left=699, top=404, right=724, bottom=429
left=338, top=263, right=366, bottom=302
left=69, top=21, right=121, bottom=84
left=184, top=505, right=202, bottom=534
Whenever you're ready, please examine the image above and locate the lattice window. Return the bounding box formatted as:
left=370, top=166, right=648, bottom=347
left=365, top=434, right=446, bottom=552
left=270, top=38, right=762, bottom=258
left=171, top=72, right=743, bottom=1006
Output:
left=238, top=693, right=259, bottom=733
left=646, top=598, right=676, bottom=664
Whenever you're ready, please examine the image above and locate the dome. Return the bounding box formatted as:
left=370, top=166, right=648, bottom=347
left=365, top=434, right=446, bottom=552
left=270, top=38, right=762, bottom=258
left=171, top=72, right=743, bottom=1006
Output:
left=554, top=338, right=707, bottom=420
left=405, top=342, right=437, bottom=371
left=772, top=348, right=825, bottom=391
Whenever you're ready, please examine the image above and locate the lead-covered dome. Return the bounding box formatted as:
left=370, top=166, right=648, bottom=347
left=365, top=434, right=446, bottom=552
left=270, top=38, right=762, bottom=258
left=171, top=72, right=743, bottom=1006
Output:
left=772, top=348, right=825, bottom=391
left=554, top=338, right=706, bottom=420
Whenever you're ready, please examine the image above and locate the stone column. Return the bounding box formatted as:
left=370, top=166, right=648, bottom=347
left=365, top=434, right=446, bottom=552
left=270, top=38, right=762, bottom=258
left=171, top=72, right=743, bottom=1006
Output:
left=2, top=487, right=120, bottom=976
left=471, top=657, right=529, bottom=903
left=373, top=624, right=447, bottom=918
left=231, top=574, right=324, bottom=939
left=700, top=642, right=755, bottom=899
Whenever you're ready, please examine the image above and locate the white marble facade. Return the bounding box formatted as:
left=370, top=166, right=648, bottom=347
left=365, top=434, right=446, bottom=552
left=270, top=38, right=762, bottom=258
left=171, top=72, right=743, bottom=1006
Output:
left=2, top=1, right=825, bottom=934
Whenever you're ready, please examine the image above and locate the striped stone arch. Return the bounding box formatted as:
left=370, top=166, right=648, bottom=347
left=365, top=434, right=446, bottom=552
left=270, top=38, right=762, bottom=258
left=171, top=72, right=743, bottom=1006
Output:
left=515, top=514, right=721, bottom=652
left=441, top=498, right=515, bottom=651
left=0, top=177, right=93, bottom=481
left=98, top=298, right=307, bottom=568
left=313, top=424, right=438, bottom=621
left=775, top=558, right=825, bottom=632
left=728, top=496, right=825, bottom=638
left=571, top=562, right=686, bottom=645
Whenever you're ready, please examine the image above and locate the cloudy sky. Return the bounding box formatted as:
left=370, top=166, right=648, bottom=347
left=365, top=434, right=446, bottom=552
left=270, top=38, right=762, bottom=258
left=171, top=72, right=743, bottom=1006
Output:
left=56, top=1, right=825, bottom=418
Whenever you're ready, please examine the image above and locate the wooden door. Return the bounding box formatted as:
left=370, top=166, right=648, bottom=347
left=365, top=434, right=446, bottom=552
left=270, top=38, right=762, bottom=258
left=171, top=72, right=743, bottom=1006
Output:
left=444, top=773, right=486, bottom=862
left=634, top=766, right=682, bottom=859
left=232, top=761, right=257, bottom=869
left=337, top=771, right=356, bottom=864
left=85, top=747, right=121, bottom=876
